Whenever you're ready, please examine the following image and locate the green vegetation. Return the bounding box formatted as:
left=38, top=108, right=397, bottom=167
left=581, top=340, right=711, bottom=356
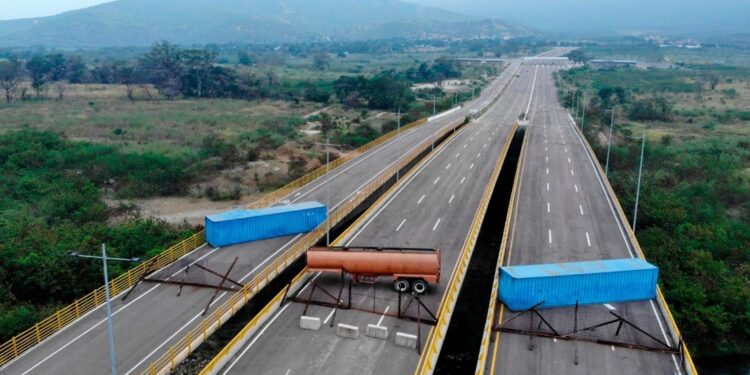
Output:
left=0, top=130, right=194, bottom=341
left=557, top=65, right=750, bottom=358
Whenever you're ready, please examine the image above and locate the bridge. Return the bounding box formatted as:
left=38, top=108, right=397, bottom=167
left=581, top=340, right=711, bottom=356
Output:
left=0, top=49, right=697, bottom=375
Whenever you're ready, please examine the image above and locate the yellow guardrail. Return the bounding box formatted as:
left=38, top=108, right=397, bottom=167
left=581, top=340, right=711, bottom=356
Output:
left=568, top=114, right=698, bottom=374
left=415, top=122, right=518, bottom=375
left=0, top=115, right=437, bottom=369
left=246, top=118, right=427, bottom=209
left=475, top=127, right=529, bottom=375
left=142, top=117, right=469, bottom=375
left=198, top=110, right=470, bottom=375
left=0, top=230, right=206, bottom=367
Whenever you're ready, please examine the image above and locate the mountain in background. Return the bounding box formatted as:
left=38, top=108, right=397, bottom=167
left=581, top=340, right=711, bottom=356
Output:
left=0, top=0, right=535, bottom=48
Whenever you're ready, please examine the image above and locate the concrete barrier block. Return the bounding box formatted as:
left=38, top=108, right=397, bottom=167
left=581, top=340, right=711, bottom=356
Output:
left=336, top=323, right=359, bottom=340
left=366, top=324, right=389, bottom=340
left=395, top=332, right=418, bottom=349
left=299, top=316, right=321, bottom=331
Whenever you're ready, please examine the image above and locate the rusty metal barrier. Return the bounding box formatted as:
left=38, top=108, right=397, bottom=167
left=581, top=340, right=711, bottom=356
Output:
left=141, top=117, right=469, bottom=375
left=0, top=231, right=206, bottom=367
left=414, top=122, right=519, bottom=375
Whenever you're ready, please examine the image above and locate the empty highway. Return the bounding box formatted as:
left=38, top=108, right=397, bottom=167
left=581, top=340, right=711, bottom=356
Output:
left=211, top=64, right=537, bottom=375
left=0, top=64, right=520, bottom=375
left=483, top=64, right=686, bottom=374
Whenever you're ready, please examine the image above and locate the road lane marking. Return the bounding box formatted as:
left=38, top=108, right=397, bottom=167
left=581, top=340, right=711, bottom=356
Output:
left=433, top=218, right=441, bottom=231
left=377, top=306, right=391, bottom=327
left=433, top=177, right=440, bottom=184
left=548, top=229, right=552, bottom=244
left=604, top=304, right=616, bottom=310
left=547, top=202, right=550, bottom=213
left=586, top=232, right=591, bottom=247
left=545, top=155, right=548, bottom=162
left=546, top=168, right=549, bottom=175
left=418, top=194, right=425, bottom=204
left=477, top=152, right=481, bottom=158
left=570, top=169, right=575, bottom=176
left=464, top=144, right=467, bottom=148
left=461, top=177, right=466, bottom=184
left=579, top=204, right=584, bottom=215
left=456, top=153, right=460, bottom=158
left=449, top=194, right=455, bottom=204
left=568, top=158, right=571, bottom=163
left=396, top=218, right=406, bottom=232
left=446, top=163, right=451, bottom=170
left=574, top=184, right=579, bottom=192
left=546, top=182, right=549, bottom=191
left=470, top=163, right=474, bottom=169
left=564, top=147, right=568, bottom=153
left=324, top=308, right=336, bottom=324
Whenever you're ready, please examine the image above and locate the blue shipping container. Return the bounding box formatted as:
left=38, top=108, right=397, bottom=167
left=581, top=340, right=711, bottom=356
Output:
left=499, top=258, right=658, bottom=311
left=205, top=201, right=327, bottom=247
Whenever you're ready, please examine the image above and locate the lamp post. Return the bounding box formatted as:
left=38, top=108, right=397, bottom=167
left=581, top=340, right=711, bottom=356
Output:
left=316, top=138, right=342, bottom=246
left=631, top=132, right=646, bottom=233
left=68, top=244, right=141, bottom=375
left=604, top=106, right=616, bottom=176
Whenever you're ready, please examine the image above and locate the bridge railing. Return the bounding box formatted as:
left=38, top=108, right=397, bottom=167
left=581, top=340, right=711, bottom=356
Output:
left=141, top=116, right=469, bottom=375
left=0, top=116, right=437, bottom=369
left=0, top=230, right=206, bottom=367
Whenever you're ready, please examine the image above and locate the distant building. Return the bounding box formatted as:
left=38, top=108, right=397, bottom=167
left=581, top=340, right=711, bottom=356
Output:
left=587, top=59, right=637, bottom=69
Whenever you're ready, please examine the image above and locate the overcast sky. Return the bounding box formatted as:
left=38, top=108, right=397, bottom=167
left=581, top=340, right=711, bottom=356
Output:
left=0, top=0, right=747, bottom=34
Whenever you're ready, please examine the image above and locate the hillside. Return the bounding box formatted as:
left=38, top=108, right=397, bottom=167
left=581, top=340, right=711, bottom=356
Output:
left=0, top=0, right=532, bottom=48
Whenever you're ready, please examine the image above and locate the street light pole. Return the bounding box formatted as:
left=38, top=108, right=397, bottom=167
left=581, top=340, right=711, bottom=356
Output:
left=632, top=132, right=646, bottom=233
left=605, top=106, right=616, bottom=176
left=315, top=138, right=342, bottom=246
left=68, top=245, right=141, bottom=375
left=581, top=92, right=586, bottom=131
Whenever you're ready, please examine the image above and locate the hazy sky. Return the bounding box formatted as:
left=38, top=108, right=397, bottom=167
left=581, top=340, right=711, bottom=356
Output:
left=0, top=0, right=747, bottom=34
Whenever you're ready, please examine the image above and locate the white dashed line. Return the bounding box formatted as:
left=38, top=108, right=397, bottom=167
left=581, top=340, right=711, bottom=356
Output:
left=547, top=202, right=550, bottom=213
left=586, top=232, right=591, bottom=247
left=418, top=194, right=425, bottom=204
left=548, top=229, right=552, bottom=244
left=433, top=177, right=440, bottom=184
left=432, top=218, right=441, bottom=231
left=446, top=163, right=451, bottom=170
left=567, top=158, right=571, bottom=163
left=470, top=163, right=474, bottom=169
left=570, top=169, right=575, bottom=176
left=396, top=218, right=406, bottom=232
left=546, top=168, right=549, bottom=175
left=456, top=153, right=461, bottom=158
left=324, top=308, right=336, bottom=324
left=546, top=182, right=550, bottom=191
left=377, top=306, right=391, bottom=326
left=545, top=155, right=548, bottom=162
left=449, top=194, right=455, bottom=204
left=574, top=184, right=579, bottom=193
left=604, top=303, right=616, bottom=311
left=460, top=177, right=466, bottom=184
left=579, top=204, right=584, bottom=215
left=477, top=153, right=481, bottom=158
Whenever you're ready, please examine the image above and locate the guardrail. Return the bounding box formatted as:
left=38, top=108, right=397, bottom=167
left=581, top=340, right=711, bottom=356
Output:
left=0, top=230, right=206, bottom=367
left=474, top=127, right=529, bottom=375
left=414, top=122, right=519, bottom=375
left=566, top=113, right=698, bottom=374
left=141, top=116, right=469, bottom=375
left=0, top=115, right=439, bottom=370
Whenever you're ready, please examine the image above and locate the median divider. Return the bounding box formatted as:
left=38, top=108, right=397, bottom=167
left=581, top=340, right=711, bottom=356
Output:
left=566, top=113, right=698, bottom=374
left=414, top=122, right=519, bottom=375
left=474, top=126, right=529, bottom=375
left=141, top=115, right=471, bottom=375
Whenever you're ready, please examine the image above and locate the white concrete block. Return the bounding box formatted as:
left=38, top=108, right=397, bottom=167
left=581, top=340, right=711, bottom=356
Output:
left=336, top=323, right=359, bottom=339
left=366, top=324, right=389, bottom=340
left=299, top=316, right=321, bottom=331
left=395, top=332, right=418, bottom=349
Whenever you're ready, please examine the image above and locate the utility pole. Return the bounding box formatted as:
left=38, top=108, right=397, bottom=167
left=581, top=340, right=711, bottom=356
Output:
left=633, top=132, right=646, bottom=233
left=605, top=106, right=616, bottom=176
left=316, top=138, right=342, bottom=246
left=68, top=245, right=141, bottom=375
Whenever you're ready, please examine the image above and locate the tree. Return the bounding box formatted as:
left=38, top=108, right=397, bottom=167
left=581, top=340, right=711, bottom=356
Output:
left=116, top=64, right=138, bottom=102
left=237, top=51, right=253, bottom=66
left=26, top=55, right=52, bottom=99
left=180, top=49, right=216, bottom=98
left=65, top=55, right=87, bottom=83
left=0, top=57, right=23, bottom=103
left=364, top=76, right=414, bottom=110
left=54, top=81, right=67, bottom=100
left=705, top=73, right=720, bottom=91
left=46, top=54, right=67, bottom=82
left=140, top=41, right=184, bottom=99
left=312, top=51, right=332, bottom=71
left=566, top=49, right=590, bottom=63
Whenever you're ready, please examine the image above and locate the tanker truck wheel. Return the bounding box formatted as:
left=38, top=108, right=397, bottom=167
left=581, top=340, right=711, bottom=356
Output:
left=394, top=279, right=410, bottom=293
left=412, top=279, right=428, bottom=295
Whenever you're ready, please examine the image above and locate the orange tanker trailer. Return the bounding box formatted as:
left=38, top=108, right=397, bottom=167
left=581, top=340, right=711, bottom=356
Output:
left=306, top=246, right=441, bottom=294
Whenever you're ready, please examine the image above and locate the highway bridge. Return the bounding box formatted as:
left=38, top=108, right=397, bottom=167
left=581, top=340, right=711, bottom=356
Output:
left=0, top=59, right=519, bottom=375
left=477, top=64, right=694, bottom=375
left=0, top=48, right=697, bottom=375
